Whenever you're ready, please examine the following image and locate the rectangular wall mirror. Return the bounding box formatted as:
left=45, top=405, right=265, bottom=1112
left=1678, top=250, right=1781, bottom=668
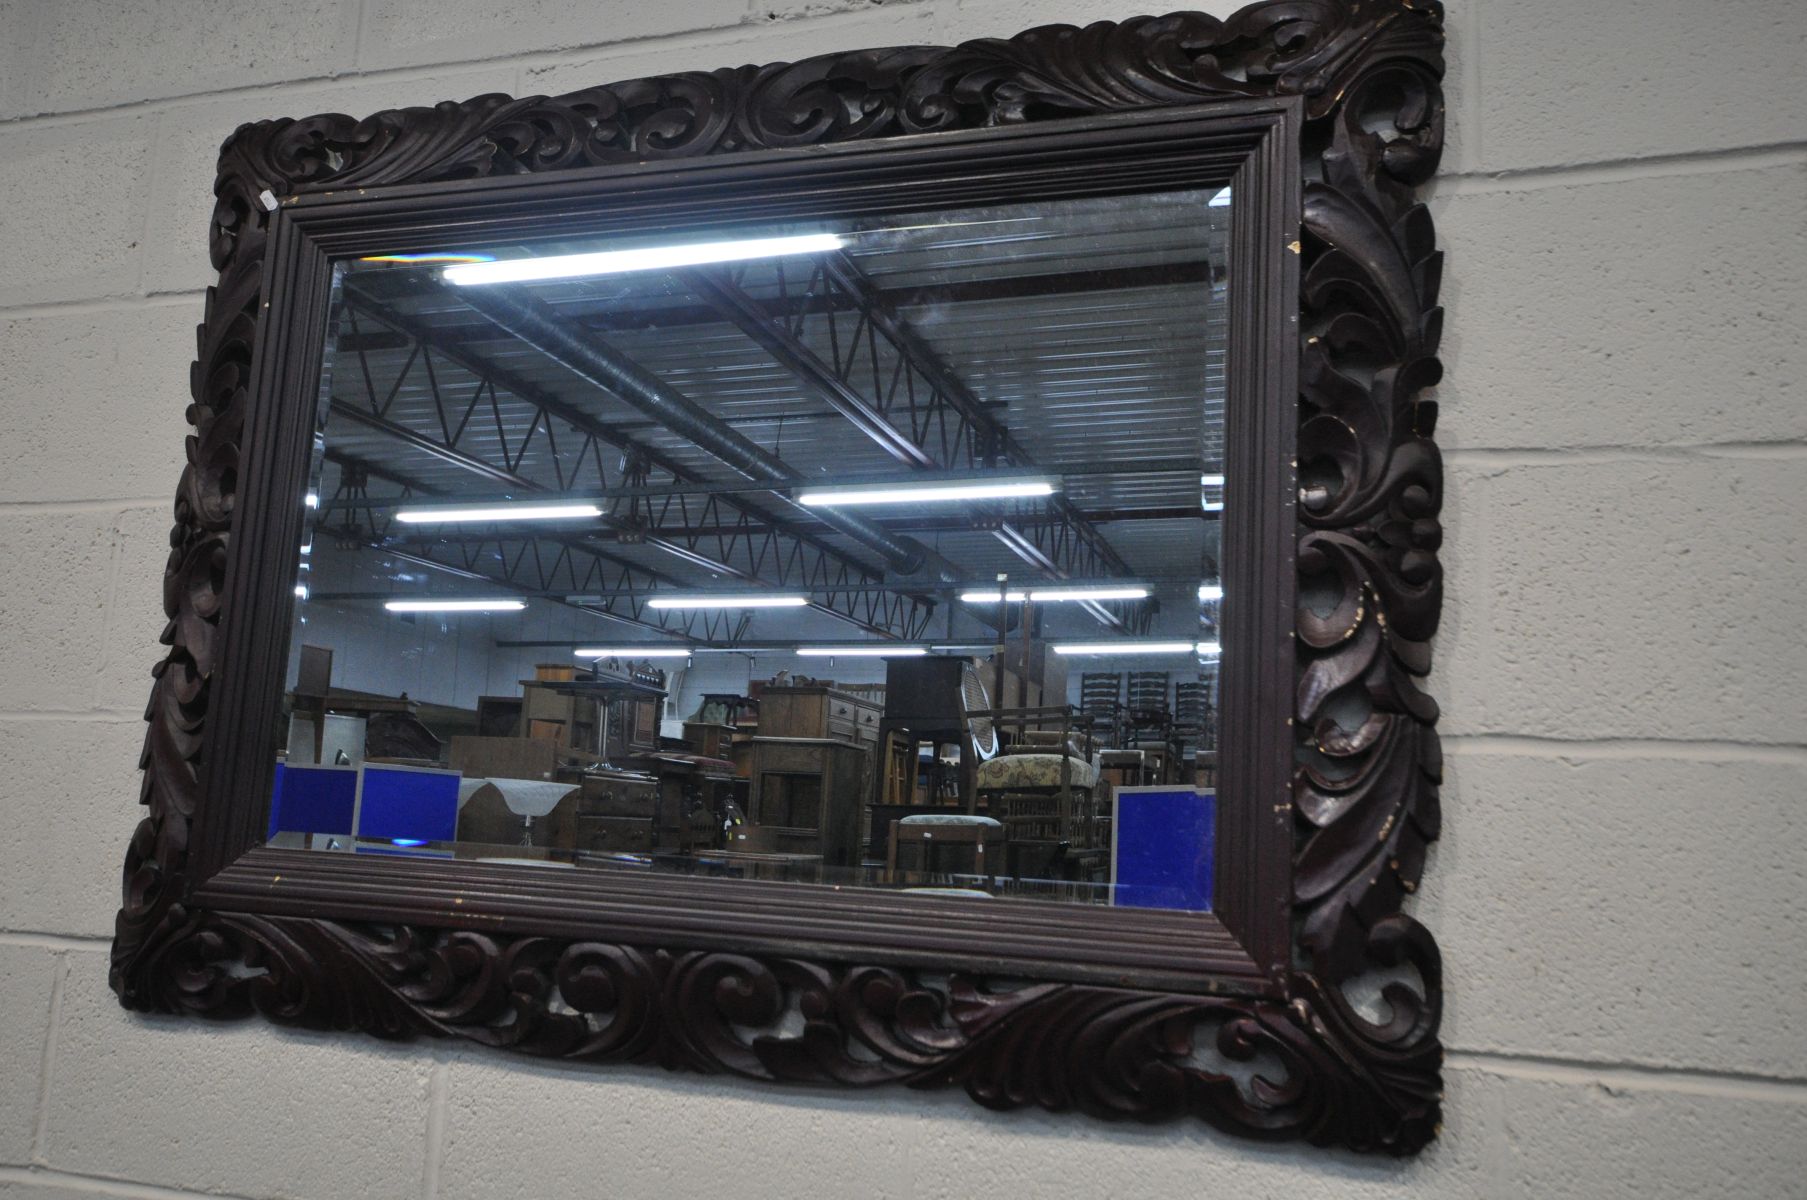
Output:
left=278, top=185, right=1232, bottom=911
left=110, top=0, right=1449, bottom=1157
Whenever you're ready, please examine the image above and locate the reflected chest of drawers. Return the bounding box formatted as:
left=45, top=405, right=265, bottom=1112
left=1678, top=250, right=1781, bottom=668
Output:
left=756, top=684, right=880, bottom=748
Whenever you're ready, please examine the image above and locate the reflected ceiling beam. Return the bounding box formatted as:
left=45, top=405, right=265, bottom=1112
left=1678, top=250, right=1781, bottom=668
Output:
left=314, top=459, right=1207, bottom=509
left=686, top=268, right=938, bottom=470
left=317, top=573, right=1203, bottom=602
left=491, top=638, right=1003, bottom=654
left=321, top=444, right=931, bottom=644
left=335, top=288, right=940, bottom=641
left=816, top=255, right=1148, bottom=625
left=340, top=260, right=1212, bottom=348
left=316, top=451, right=743, bottom=643
left=682, top=254, right=1149, bottom=631
left=339, top=288, right=903, bottom=583
left=329, top=399, right=536, bottom=490
left=372, top=506, right=1205, bottom=545
left=450, top=282, right=958, bottom=585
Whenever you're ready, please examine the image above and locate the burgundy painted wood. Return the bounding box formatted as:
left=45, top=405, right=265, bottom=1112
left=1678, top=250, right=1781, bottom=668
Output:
left=111, top=0, right=1446, bottom=1154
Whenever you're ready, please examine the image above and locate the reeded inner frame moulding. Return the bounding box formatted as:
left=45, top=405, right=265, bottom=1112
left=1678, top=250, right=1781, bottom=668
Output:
left=112, top=0, right=1446, bottom=1155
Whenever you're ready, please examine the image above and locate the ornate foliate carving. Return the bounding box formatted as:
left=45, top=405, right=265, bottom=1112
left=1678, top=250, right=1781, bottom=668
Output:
left=128, top=911, right=1439, bottom=1152
left=1292, top=22, right=1444, bottom=985
left=114, top=0, right=1446, bottom=1154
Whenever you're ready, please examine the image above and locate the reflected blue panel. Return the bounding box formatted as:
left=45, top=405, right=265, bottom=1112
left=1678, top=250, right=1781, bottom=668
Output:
left=354, top=764, right=461, bottom=843
left=1111, top=787, right=1215, bottom=912
left=267, top=763, right=359, bottom=838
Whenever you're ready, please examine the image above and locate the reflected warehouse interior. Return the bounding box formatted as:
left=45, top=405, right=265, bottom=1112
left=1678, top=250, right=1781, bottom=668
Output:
left=267, top=186, right=1232, bottom=911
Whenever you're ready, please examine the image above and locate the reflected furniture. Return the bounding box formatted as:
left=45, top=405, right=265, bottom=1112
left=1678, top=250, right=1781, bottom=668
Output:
left=448, top=735, right=562, bottom=783
left=974, top=708, right=1106, bottom=881
left=887, top=813, right=1004, bottom=884
left=520, top=663, right=602, bottom=749
left=873, top=658, right=986, bottom=812
left=454, top=779, right=581, bottom=851
left=680, top=721, right=737, bottom=762
left=1078, top=671, right=1126, bottom=745
left=755, top=683, right=881, bottom=748
left=573, top=766, right=660, bottom=854
left=744, top=736, right=869, bottom=868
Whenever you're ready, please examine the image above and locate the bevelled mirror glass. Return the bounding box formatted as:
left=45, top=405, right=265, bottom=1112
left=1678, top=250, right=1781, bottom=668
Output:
left=273, top=186, right=1232, bottom=910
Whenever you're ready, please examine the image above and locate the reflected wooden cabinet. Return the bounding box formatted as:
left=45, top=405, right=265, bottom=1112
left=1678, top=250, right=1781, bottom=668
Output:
left=574, top=768, right=660, bottom=855
left=756, top=684, right=880, bottom=748
left=744, top=737, right=868, bottom=867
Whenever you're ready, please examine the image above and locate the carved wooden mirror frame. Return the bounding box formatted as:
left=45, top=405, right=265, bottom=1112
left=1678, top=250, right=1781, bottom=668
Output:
left=110, top=0, right=1446, bottom=1155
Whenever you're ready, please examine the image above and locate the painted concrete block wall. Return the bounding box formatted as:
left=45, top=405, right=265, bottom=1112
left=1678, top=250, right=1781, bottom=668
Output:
left=1, top=1, right=1803, bottom=1196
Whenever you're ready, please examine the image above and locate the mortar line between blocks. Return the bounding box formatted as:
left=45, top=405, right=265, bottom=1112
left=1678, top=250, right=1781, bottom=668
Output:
left=90, top=513, right=131, bottom=711
left=0, top=292, right=206, bottom=319
left=0, top=498, right=170, bottom=516
left=0, top=7, right=1793, bottom=183
left=0, top=499, right=172, bottom=517
left=29, top=953, right=68, bottom=1165
left=0, top=4, right=918, bottom=132
left=129, top=122, right=163, bottom=299
left=1465, top=0, right=1483, bottom=170
left=350, top=0, right=370, bottom=67
left=1435, top=141, right=1807, bottom=195
left=0, top=1164, right=264, bottom=1199
left=1442, top=734, right=1807, bottom=766
left=1448, top=1051, right=1807, bottom=1102
left=0, top=709, right=145, bottom=724
left=1477, top=1070, right=1510, bottom=1196
left=0, top=932, right=113, bottom=951
left=422, top=1057, right=450, bottom=1200
left=1444, top=441, right=1807, bottom=468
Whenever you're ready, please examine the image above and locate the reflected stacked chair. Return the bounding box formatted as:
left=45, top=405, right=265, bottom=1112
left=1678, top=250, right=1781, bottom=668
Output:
left=1079, top=672, right=1125, bottom=746
left=1126, top=671, right=1182, bottom=783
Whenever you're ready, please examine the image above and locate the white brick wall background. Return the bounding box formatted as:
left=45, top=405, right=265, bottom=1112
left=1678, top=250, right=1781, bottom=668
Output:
left=1, top=0, right=1804, bottom=1195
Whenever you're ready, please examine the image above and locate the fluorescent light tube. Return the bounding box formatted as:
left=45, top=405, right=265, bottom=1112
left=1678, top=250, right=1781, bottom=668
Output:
left=646, top=595, right=809, bottom=610
left=293, top=585, right=309, bottom=599
left=395, top=502, right=603, bottom=523
left=797, top=477, right=1056, bottom=507
left=1032, top=585, right=1148, bottom=602
left=795, top=646, right=927, bottom=657
left=1198, top=584, right=1223, bottom=601
left=1053, top=641, right=1198, bottom=655
left=575, top=647, right=693, bottom=658
left=304, top=491, right=319, bottom=508
left=384, top=599, right=526, bottom=613
left=960, top=585, right=1149, bottom=603
left=444, top=233, right=844, bottom=286
left=1196, top=641, right=1222, bottom=655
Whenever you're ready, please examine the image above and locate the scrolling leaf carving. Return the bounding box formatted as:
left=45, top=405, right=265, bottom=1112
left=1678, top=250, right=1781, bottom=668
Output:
left=113, top=0, right=1447, bottom=1155
left=127, top=909, right=1439, bottom=1152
